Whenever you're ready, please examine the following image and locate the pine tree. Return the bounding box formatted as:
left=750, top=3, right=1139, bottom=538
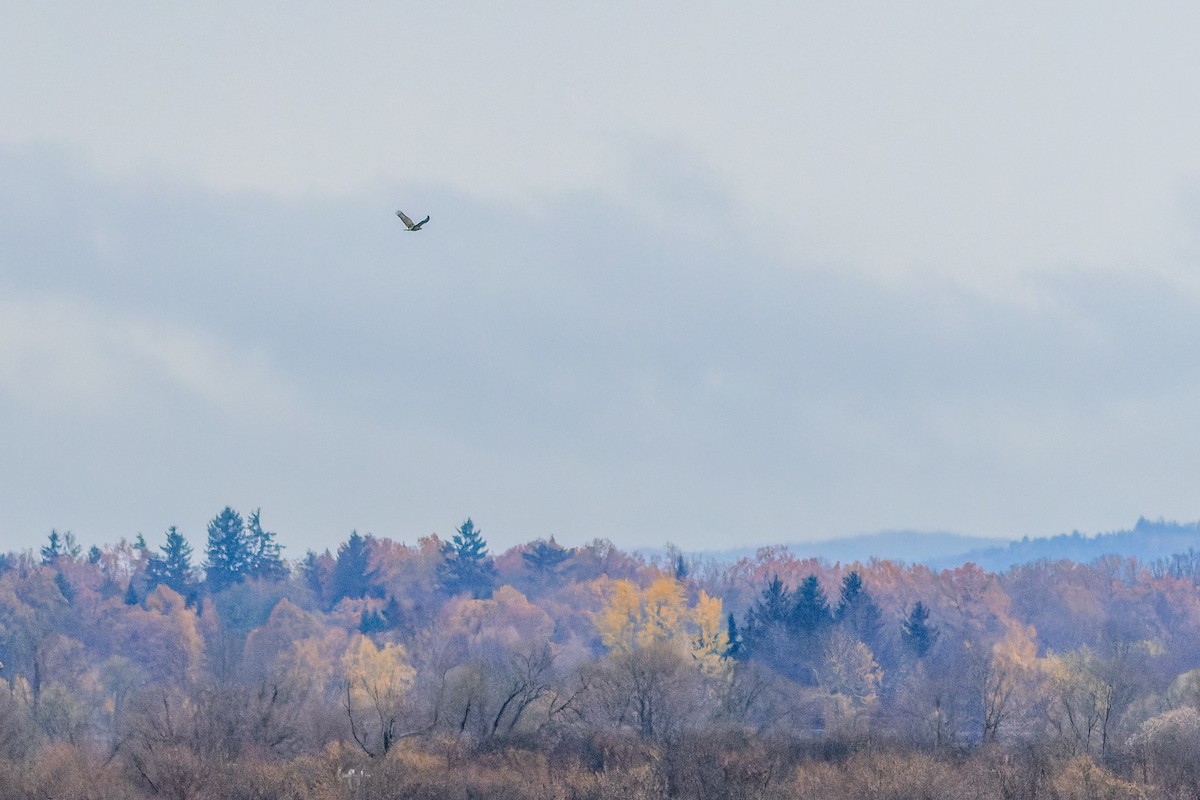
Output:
left=836, top=570, right=883, bottom=647
left=359, top=608, right=388, bottom=635
left=522, top=537, right=572, bottom=575
left=245, top=509, right=287, bottom=581
left=740, top=575, right=794, bottom=671
left=40, top=530, right=64, bottom=564
left=439, top=518, right=496, bottom=599
left=674, top=553, right=689, bottom=580
left=744, top=575, right=792, bottom=634
left=301, top=549, right=330, bottom=601
left=204, top=507, right=250, bottom=593
left=791, top=574, right=832, bottom=636
left=332, top=531, right=377, bottom=603
left=901, top=601, right=939, bottom=659
left=40, top=529, right=80, bottom=564
left=725, top=612, right=743, bottom=659
left=146, top=526, right=195, bottom=596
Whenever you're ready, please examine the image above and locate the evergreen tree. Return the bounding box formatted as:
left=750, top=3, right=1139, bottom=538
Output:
left=439, top=518, right=496, bottom=599
left=359, top=608, right=388, bottom=635
left=725, top=612, right=743, bottom=659
left=146, top=526, right=195, bottom=596
left=382, top=595, right=405, bottom=631
left=522, top=537, right=572, bottom=575
left=40, top=530, right=64, bottom=564
left=674, top=553, right=689, bottom=580
left=836, top=570, right=883, bottom=647
left=744, top=575, right=792, bottom=635
left=87, top=545, right=102, bottom=565
left=204, top=507, right=250, bottom=593
left=740, top=575, right=795, bottom=672
left=791, top=574, right=832, bottom=636
left=124, top=581, right=139, bottom=606
left=901, top=601, right=939, bottom=659
left=40, top=529, right=80, bottom=564
left=301, top=549, right=329, bottom=601
left=332, top=531, right=377, bottom=603
left=245, top=509, right=287, bottom=581
left=54, top=570, right=75, bottom=604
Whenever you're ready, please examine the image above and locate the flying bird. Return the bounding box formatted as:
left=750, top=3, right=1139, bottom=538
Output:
left=396, top=210, right=430, bottom=231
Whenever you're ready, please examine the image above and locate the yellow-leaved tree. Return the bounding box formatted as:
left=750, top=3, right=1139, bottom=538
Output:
left=592, top=576, right=730, bottom=738
left=341, top=635, right=416, bottom=757
left=596, top=577, right=728, bottom=668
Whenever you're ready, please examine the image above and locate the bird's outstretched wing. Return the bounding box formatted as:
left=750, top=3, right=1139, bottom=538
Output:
left=412, top=215, right=430, bottom=230
left=396, top=210, right=416, bottom=229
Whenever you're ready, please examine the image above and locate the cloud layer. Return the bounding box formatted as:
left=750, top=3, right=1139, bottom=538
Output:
left=2, top=143, right=1199, bottom=554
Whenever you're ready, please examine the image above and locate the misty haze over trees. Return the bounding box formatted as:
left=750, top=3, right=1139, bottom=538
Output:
left=4, top=511, right=1200, bottom=798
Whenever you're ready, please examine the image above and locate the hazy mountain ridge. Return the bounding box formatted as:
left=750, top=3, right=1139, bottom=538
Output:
left=950, top=516, right=1200, bottom=571
left=665, top=517, right=1200, bottom=570
left=651, top=530, right=1009, bottom=567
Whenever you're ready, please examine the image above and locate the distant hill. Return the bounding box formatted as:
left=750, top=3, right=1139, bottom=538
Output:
left=663, top=517, right=1200, bottom=572
left=948, top=517, right=1200, bottom=572
left=658, top=530, right=1011, bottom=568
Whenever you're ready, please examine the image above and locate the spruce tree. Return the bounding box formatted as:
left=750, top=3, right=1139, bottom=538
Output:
left=204, top=507, right=250, bottom=593
left=41, top=529, right=80, bottom=564
left=146, top=526, right=195, bottom=596
left=725, top=612, right=743, bottom=659
left=836, top=570, right=883, bottom=647
left=439, top=518, right=496, bottom=599
left=740, top=575, right=794, bottom=672
left=245, top=509, right=287, bottom=581
left=40, top=530, right=64, bottom=564
left=301, top=550, right=331, bottom=602
left=791, top=574, right=832, bottom=636
left=332, top=531, right=376, bottom=603
left=522, top=537, right=571, bottom=575
left=901, top=601, right=939, bottom=659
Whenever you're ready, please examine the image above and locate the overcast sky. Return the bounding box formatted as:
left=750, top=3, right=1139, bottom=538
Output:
left=3, top=3, right=1200, bottom=557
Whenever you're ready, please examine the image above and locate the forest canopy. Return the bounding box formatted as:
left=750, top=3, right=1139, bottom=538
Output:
left=3, top=510, right=1200, bottom=798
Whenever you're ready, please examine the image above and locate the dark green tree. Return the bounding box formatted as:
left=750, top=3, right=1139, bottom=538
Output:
left=301, top=549, right=333, bottom=601
left=382, top=595, right=405, bottom=631
left=359, top=608, right=388, bottom=635
left=331, top=531, right=377, bottom=604
left=146, top=526, right=195, bottom=596
left=740, top=575, right=795, bottom=672
left=439, top=518, right=496, bottom=599
left=245, top=509, right=287, bottom=581
left=204, top=507, right=250, bottom=593
left=836, top=570, right=883, bottom=647
left=40, top=529, right=80, bottom=564
left=53, top=570, right=75, bottom=604
left=521, top=537, right=572, bottom=575
left=725, top=612, right=743, bottom=659
left=901, top=600, right=939, bottom=659
left=791, top=574, right=832, bottom=636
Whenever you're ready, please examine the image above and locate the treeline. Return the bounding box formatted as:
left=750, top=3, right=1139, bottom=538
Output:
left=4, top=511, right=1200, bottom=798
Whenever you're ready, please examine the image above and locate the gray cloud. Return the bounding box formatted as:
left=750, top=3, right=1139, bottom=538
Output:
left=2, top=144, right=1199, bottom=554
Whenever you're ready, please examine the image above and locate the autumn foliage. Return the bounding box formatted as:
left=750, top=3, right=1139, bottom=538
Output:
left=2, top=515, right=1200, bottom=798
